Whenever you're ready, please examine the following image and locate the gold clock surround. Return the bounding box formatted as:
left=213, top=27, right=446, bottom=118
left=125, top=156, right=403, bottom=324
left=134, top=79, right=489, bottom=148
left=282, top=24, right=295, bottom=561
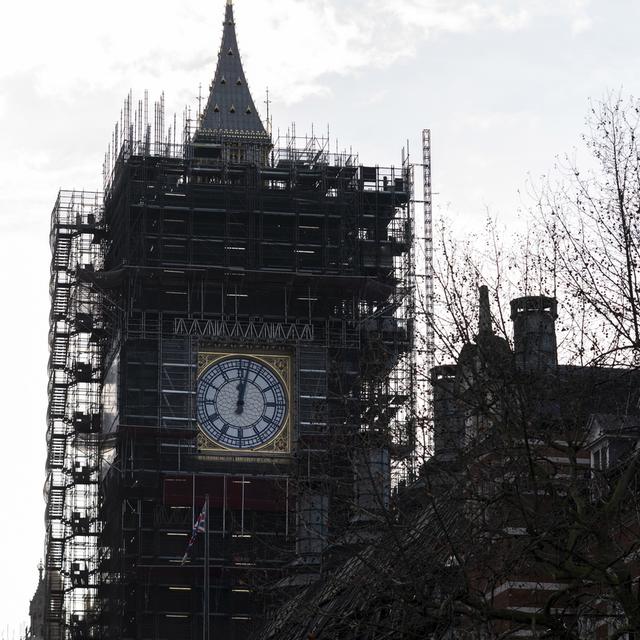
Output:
left=196, top=350, right=293, bottom=456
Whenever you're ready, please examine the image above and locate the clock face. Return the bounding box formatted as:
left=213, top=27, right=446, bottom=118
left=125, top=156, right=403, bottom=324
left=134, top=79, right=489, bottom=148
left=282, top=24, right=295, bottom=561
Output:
left=196, top=356, right=288, bottom=450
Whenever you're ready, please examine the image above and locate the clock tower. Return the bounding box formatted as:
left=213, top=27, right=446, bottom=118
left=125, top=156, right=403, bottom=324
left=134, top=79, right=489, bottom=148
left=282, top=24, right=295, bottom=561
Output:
left=43, top=1, right=417, bottom=639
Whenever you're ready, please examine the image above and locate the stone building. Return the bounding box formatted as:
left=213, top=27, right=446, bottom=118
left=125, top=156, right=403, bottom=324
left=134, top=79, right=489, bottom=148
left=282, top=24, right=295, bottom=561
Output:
left=259, top=288, right=640, bottom=639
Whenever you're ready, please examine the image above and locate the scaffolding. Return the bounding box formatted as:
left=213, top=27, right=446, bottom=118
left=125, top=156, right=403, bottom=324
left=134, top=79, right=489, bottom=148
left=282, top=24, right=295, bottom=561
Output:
left=45, top=96, right=420, bottom=636
left=45, top=190, right=104, bottom=640
left=422, top=129, right=434, bottom=375
left=406, top=130, right=435, bottom=462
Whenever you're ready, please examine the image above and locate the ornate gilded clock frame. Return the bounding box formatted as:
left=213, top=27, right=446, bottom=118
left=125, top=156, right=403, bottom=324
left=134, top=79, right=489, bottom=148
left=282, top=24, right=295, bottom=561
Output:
left=195, top=349, right=293, bottom=457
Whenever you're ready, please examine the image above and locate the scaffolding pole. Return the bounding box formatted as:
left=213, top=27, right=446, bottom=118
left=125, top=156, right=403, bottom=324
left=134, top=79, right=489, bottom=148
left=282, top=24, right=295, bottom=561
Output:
left=422, top=129, right=434, bottom=375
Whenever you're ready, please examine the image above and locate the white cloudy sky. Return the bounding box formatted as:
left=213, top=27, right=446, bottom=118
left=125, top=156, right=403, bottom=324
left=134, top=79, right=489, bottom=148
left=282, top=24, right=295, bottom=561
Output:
left=1, top=0, right=639, bottom=633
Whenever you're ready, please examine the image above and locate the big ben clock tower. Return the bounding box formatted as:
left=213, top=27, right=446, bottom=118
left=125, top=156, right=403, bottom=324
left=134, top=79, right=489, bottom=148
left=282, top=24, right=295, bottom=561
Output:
left=43, top=1, right=417, bottom=639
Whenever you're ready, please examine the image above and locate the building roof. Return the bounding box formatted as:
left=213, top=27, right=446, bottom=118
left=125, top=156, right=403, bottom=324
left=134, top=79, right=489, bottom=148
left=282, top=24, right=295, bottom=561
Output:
left=197, top=0, right=269, bottom=141
left=587, top=413, right=640, bottom=444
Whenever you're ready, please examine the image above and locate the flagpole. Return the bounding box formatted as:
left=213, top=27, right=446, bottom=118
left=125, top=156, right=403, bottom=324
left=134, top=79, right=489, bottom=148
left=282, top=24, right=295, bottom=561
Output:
left=204, top=493, right=210, bottom=640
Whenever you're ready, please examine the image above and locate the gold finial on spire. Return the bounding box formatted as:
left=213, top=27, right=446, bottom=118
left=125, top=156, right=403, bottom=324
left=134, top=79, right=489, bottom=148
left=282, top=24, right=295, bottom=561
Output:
left=225, top=0, right=234, bottom=25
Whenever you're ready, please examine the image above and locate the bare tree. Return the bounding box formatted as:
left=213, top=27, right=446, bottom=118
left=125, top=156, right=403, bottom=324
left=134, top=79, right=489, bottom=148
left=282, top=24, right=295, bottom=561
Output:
left=258, top=97, right=640, bottom=640
left=533, top=94, right=640, bottom=366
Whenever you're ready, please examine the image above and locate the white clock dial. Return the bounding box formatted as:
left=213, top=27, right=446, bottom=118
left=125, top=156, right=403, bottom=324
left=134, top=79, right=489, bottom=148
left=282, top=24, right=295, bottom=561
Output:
left=196, top=356, right=287, bottom=450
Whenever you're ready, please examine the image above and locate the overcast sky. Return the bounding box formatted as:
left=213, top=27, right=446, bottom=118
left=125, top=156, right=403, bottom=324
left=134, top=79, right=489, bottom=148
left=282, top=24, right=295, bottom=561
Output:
left=1, top=0, right=640, bottom=633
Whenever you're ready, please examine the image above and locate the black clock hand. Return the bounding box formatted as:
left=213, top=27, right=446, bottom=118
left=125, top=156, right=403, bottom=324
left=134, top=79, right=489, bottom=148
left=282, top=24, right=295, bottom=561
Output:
left=235, top=362, right=251, bottom=414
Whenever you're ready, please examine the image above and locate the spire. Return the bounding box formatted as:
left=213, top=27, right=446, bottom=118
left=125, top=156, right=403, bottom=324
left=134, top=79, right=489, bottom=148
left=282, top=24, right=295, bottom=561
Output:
left=197, top=0, right=269, bottom=142
left=478, top=286, right=493, bottom=335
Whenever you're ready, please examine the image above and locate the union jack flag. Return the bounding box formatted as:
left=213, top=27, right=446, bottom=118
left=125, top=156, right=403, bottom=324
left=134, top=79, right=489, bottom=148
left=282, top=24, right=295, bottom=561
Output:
left=181, top=500, right=207, bottom=565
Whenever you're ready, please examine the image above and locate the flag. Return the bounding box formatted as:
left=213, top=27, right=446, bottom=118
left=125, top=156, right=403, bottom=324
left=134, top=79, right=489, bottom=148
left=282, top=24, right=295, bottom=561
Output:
left=181, top=499, right=207, bottom=565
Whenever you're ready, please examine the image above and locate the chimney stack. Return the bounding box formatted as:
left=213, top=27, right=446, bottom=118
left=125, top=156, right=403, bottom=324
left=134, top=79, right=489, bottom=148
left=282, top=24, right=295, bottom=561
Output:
left=510, top=296, right=558, bottom=372
left=431, top=365, right=463, bottom=459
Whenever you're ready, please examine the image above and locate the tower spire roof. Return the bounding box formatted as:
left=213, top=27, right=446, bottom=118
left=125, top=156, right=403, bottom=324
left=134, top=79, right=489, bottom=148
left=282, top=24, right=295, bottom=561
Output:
left=198, top=0, right=269, bottom=141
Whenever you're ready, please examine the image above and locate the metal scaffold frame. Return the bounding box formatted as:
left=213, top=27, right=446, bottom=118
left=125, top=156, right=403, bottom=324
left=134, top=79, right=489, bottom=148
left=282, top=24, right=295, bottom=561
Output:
left=422, top=129, right=434, bottom=375
left=45, top=190, right=104, bottom=640
left=45, top=80, right=423, bottom=633
left=94, top=123, right=420, bottom=634
left=405, top=129, right=435, bottom=463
